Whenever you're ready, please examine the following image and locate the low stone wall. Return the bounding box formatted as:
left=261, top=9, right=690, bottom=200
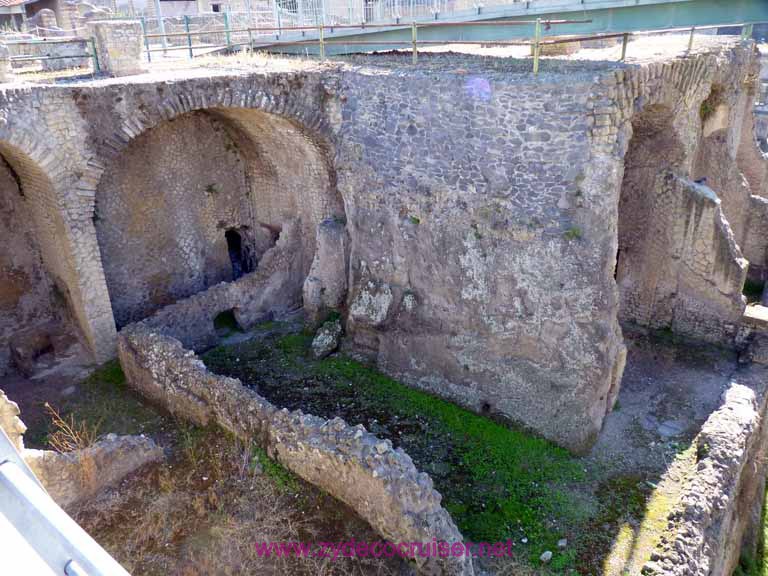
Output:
left=117, top=323, right=471, bottom=576
left=139, top=219, right=307, bottom=351
left=0, top=389, right=163, bottom=510
left=642, top=367, right=768, bottom=575
left=25, top=434, right=163, bottom=509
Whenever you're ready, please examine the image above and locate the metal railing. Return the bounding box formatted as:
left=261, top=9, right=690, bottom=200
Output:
left=0, top=426, right=128, bottom=576
left=139, top=18, right=760, bottom=74
left=4, top=36, right=100, bottom=74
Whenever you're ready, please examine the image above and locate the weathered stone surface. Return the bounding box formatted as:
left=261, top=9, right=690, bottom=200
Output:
left=25, top=434, right=164, bottom=509
left=0, top=389, right=163, bottom=510
left=643, top=370, right=768, bottom=576
left=9, top=328, right=53, bottom=377
left=311, top=318, right=342, bottom=359
left=303, top=218, right=349, bottom=325
left=88, top=20, right=143, bottom=77
left=0, top=41, right=764, bottom=452
left=0, top=389, right=26, bottom=452
left=117, top=323, right=471, bottom=576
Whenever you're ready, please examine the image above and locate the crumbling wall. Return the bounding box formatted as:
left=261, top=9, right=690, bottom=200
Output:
left=138, top=219, right=308, bottom=351
left=0, top=389, right=163, bottom=510
left=643, top=368, right=768, bottom=576
left=117, top=324, right=471, bottom=576
left=93, top=102, right=342, bottom=328
left=618, top=173, right=747, bottom=342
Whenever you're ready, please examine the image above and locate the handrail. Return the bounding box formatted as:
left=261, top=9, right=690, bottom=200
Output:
left=0, top=427, right=129, bottom=576
left=141, top=17, right=592, bottom=39
left=139, top=18, right=763, bottom=75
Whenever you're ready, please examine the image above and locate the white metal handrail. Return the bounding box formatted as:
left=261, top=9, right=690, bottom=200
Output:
left=0, top=427, right=130, bottom=576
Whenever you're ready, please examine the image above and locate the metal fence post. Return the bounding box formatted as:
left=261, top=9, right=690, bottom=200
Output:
left=533, top=17, right=541, bottom=75
left=318, top=23, right=325, bottom=60
left=224, top=11, right=232, bottom=48
left=687, top=26, right=695, bottom=53
left=184, top=15, right=193, bottom=59
left=140, top=16, right=151, bottom=62
left=620, top=32, right=628, bottom=61
left=90, top=36, right=100, bottom=73
left=411, top=21, right=417, bottom=64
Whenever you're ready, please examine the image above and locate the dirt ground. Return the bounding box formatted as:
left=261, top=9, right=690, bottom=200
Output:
left=0, top=315, right=747, bottom=576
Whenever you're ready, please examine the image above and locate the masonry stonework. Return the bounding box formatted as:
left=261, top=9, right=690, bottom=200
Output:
left=0, top=42, right=765, bottom=454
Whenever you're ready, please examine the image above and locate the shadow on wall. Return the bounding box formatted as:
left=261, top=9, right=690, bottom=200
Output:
left=617, top=103, right=747, bottom=343
left=0, top=149, right=82, bottom=376
left=617, top=103, right=686, bottom=328
left=93, top=107, right=344, bottom=329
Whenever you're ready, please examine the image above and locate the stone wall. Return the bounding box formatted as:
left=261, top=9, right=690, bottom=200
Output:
left=618, top=174, right=746, bottom=343
left=0, top=388, right=163, bottom=510
left=0, top=156, right=62, bottom=375
left=88, top=20, right=143, bottom=77
left=117, top=321, right=471, bottom=576
left=643, top=367, right=768, bottom=576
left=0, top=41, right=764, bottom=450
left=94, top=106, right=340, bottom=327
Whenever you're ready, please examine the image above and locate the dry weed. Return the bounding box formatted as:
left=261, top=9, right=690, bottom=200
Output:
left=44, top=402, right=102, bottom=453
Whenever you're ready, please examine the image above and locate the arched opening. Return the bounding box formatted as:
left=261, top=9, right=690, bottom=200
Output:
left=225, top=229, right=246, bottom=280
left=94, top=108, right=344, bottom=329
left=0, top=149, right=81, bottom=376
left=616, top=104, right=686, bottom=329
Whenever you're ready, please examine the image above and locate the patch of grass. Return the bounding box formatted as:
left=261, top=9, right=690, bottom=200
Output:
left=700, top=85, right=725, bottom=122
left=202, top=325, right=666, bottom=572
left=574, top=476, right=649, bottom=573
left=30, top=360, right=165, bottom=449
left=312, top=357, right=588, bottom=562
left=251, top=445, right=300, bottom=493
left=213, top=309, right=242, bottom=335
left=276, top=333, right=313, bottom=357
left=563, top=226, right=582, bottom=241
left=408, top=215, right=421, bottom=225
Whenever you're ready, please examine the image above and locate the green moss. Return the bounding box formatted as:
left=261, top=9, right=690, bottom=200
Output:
left=276, top=333, right=313, bottom=357
left=409, top=215, right=421, bottom=225
left=213, top=310, right=242, bottom=335
left=313, top=357, right=587, bottom=560
left=251, top=445, right=299, bottom=493
left=202, top=325, right=665, bottom=572
left=563, top=227, right=582, bottom=241
left=700, top=85, right=724, bottom=122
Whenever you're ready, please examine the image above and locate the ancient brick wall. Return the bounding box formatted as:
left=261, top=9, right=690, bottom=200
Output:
left=0, top=43, right=764, bottom=450
left=0, top=157, right=60, bottom=374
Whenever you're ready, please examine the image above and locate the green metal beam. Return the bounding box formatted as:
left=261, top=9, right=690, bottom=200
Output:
left=262, top=0, right=768, bottom=56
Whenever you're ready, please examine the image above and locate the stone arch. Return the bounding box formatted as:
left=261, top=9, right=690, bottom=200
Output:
left=616, top=103, right=687, bottom=328
left=0, top=114, right=118, bottom=365
left=0, top=140, right=102, bottom=374
left=93, top=105, right=344, bottom=328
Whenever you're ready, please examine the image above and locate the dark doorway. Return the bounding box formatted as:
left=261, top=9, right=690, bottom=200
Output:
left=225, top=229, right=253, bottom=280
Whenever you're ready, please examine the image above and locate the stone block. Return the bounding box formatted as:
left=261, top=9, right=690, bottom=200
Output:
left=88, top=20, right=143, bottom=77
